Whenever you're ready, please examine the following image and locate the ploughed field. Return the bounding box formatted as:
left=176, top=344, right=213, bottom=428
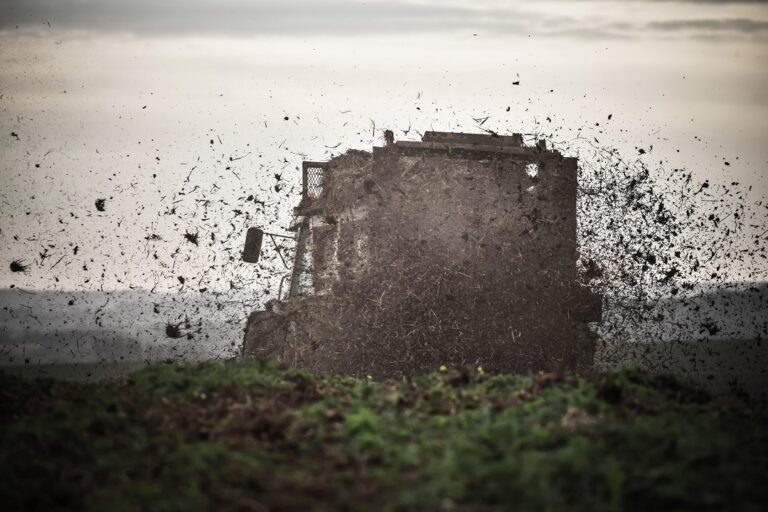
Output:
left=1, top=360, right=766, bottom=511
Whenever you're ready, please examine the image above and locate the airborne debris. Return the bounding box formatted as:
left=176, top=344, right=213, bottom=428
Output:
left=165, top=322, right=182, bottom=338
left=184, top=231, right=199, bottom=246
left=10, top=260, right=29, bottom=273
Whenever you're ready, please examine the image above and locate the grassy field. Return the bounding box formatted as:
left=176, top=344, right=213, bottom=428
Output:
left=1, top=360, right=767, bottom=511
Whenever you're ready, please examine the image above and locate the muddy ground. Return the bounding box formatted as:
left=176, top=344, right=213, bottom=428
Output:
left=2, top=360, right=766, bottom=511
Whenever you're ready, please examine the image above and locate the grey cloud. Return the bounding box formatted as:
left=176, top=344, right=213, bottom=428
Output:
left=561, top=1, right=768, bottom=2
left=648, top=18, right=768, bottom=32
left=0, top=0, right=538, bottom=35
left=2, top=0, right=767, bottom=40
left=648, top=1, right=768, bottom=2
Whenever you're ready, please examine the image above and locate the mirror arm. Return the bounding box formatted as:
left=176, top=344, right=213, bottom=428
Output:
left=269, top=234, right=290, bottom=269
left=263, top=231, right=294, bottom=239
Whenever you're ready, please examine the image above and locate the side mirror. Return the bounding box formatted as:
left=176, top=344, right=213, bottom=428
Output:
left=242, top=227, right=264, bottom=263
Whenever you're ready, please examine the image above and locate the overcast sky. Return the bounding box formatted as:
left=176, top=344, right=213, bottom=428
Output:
left=3, top=0, right=768, bottom=37
left=1, top=0, right=767, bottom=295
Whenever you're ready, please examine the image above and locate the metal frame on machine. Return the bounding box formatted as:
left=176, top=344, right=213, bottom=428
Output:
left=244, top=161, right=327, bottom=299
left=302, top=161, right=327, bottom=201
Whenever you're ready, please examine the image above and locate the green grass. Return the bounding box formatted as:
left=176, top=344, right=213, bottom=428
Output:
left=1, top=360, right=766, bottom=511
